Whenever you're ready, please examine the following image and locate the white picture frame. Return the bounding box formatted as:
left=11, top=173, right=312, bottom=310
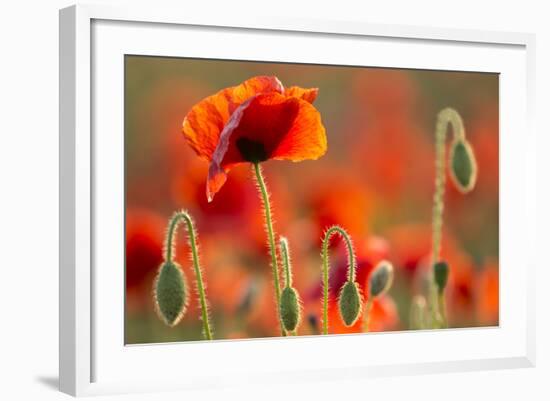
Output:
left=59, top=4, right=536, bottom=397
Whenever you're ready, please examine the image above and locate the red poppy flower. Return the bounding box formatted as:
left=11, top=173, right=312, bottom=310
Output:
left=182, top=76, right=327, bottom=201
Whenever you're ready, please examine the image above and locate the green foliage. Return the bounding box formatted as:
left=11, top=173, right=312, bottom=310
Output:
left=280, top=286, right=301, bottom=332
left=338, top=281, right=362, bottom=326
left=154, top=261, right=188, bottom=327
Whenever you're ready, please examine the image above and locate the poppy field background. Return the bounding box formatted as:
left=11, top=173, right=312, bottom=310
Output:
left=125, top=56, right=499, bottom=344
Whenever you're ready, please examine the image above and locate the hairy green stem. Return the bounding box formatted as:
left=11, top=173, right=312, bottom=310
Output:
left=362, top=298, right=373, bottom=333
left=437, top=293, right=448, bottom=327
left=253, top=163, right=286, bottom=336
left=431, top=108, right=465, bottom=328
left=321, top=225, right=356, bottom=335
left=409, top=295, right=428, bottom=330
left=165, top=210, right=213, bottom=340
left=432, top=108, right=465, bottom=264
left=279, top=237, right=292, bottom=288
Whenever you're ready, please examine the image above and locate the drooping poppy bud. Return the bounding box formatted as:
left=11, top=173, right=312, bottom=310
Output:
left=369, top=260, right=394, bottom=298
left=158, top=210, right=213, bottom=339
left=450, top=139, right=477, bottom=193
left=154, top=261, right=189, bottom=327
left=280, top=286, right=301, bottom=332
left=434, top=261, right=449, bottom=295
left=338, top=281, right=362, bottom=326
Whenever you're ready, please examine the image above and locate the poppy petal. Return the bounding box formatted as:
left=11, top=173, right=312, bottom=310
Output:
left=284, top=86, right=319, bottom=103
left=270, top=97, right=326, bottom=161
left=231, top=76, right=284, bottom=108
left=206, top=93, right=327, bottom=201
left=206, top=163, right=228, bottom=203
left=206, top=96, right=255, bottom=202
left=182, top=76, right=284, bottom=161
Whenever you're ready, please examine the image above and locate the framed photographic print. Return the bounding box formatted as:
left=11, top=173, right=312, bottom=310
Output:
left=59, top=4, right=536, bottom=396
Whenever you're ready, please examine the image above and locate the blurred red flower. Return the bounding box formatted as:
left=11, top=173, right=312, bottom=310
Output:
left=305, top=165, right=374, bottom=243
left=125, top=208, right=165, bottom=312
left=385, top=224, right=433, bottom=276
left=170, top=159, right=256, bottom=226
left=475, top=261, right=499, bottom=325
left=386, top=223, right=485, bottom=327
left=182, top=76, right=327, bottom=201
left=348, top=70, right=433, bottom=204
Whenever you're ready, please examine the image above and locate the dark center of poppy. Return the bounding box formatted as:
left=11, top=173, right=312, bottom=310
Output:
left=236, top=137, right=268, bottom=163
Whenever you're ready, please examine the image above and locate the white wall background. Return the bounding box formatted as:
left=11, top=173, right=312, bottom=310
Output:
left=0, top=0, right=547, bottom=400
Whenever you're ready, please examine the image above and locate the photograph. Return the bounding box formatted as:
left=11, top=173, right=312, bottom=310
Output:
left=2, top=0, right=545, bottom=399
left=124, top=56, right=499, bottom=344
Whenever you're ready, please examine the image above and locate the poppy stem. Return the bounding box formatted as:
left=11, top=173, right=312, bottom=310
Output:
left=164, top=210, right=213, bottom=340
left=252, top=163, right=286, bottom=336
left=280, top=237, right=292, bottom=288
left=279, top=237, right=302, bottom=333
left=437, top=293, right=448, bottom=327
left=321, top=225, right=356, bottom=335
left=409, top=295, right=428, bottom=330
left=362, top=298, right=373, bottom=333
left=430, top=108, right=466, bottom=328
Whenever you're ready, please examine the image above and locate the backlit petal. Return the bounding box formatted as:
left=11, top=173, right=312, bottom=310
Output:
left=270, top=97, right=327, bottom=161
left=206, top=92, right=327, bottom=200
left=182, top=76, right=284, bottom=161
left=285, top=86, right=319, bottom=103
left=231, top=76, right=284, bottom=108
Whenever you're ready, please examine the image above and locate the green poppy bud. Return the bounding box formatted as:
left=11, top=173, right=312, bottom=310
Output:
left=338, top=281, right=362, bottom=326
left=450, top=139, right=477, bottom=193
left=434, top=261, right=449, bottom=295
left=280, top=286, right=301, bottom=332
left=369, top=260, right=394, bottom=298
left=154, top=261, right=188, bottom=327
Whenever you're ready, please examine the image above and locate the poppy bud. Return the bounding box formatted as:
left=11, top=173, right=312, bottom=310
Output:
left=434, top=261, right=449, bottom=294
left=369, top=260, right=394, bottom=298
left=154, top=261, right=189, bottom=327
left=450, top=139, right=477, bottom=193
left=280, top=286, right=301, bottom=332
left=338, top=281, right=363, bottom=326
